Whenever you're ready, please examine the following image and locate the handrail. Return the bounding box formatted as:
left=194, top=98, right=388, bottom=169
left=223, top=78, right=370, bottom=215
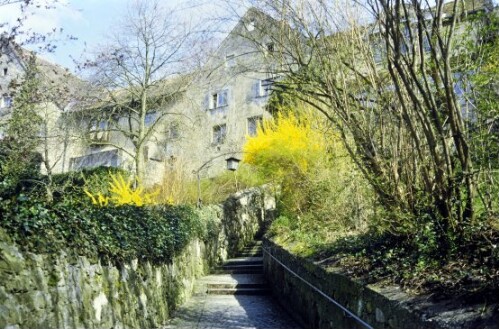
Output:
left=262, top=246, right=374, bottom=329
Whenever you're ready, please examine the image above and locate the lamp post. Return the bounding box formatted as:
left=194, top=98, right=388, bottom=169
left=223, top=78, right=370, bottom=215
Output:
left=226, top=157, right=240, bottom=171
left=226, top=157, right=241, bottom=191
left=193, top=153, right=241, bottom=208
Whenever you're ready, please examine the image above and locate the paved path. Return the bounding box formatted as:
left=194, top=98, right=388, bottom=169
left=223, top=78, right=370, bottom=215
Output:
left=163, top=241, right=302, bottom=329
left=163, top=294, right=301, bottom=329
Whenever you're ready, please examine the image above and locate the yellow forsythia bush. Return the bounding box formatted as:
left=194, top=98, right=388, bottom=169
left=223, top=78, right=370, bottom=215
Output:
left=243, top=112, right=327, bottom=178
left=85, top=173, right=159, bottom=206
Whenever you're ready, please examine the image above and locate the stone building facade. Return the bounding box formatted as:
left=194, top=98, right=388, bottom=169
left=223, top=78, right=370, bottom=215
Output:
left=2, top=2, right=491, bottom=186
left=65, top=8, right=279, bottom=186
left=0, top=9, right=277, bottom=186
left=0, top=38, right=86, bottom=176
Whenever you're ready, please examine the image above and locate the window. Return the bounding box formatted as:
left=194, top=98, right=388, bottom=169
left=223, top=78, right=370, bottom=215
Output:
left=89, top=118, right=110, bottom=142
left=145, top=112, right=157, bottom=126
left=210, top=90, right=228, bottom=109
left=3, top=68, right=7, bottom=76
left=246, top=19, right=255, bottom=32
left=422, top=34, right=431, bottom=53
left=169, top=122, right=179, bottom=139
left=213, top=124, right=227, bottom=145
left=225, top=54, right=236, bottom=68
left=266, top=42, right=275, bottom=53
left=247, top=116, right=262, bottom=136
left=370, top=35, right=385, bottom=64
left=453, top=72, right=474, bottom=119
left=373, top=46, right=384, bottom=63
left=98, top=120, right=107, bottom=130
left=256, top=79, right=273, bottom=98
left=400, top=26, right=411, bottom=55
left=0, top=95, right=12, bottom=108
left=89, top=119, right=108, bottom=132
left=143, top=145, right=149, bottom=163
left=89, top=119, right=98, bottom=132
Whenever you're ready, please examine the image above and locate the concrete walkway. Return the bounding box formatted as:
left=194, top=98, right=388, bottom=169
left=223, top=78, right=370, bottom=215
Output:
left=163, top=242, right=301, bottom=329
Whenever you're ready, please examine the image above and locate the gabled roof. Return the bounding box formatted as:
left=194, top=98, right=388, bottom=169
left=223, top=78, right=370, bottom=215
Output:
left=441, top=0, right=494, bottom=15
left=0, top=36, right=87, bottom=110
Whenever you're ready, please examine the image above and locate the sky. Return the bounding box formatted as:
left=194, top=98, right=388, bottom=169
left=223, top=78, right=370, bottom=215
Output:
left=0, top=0, right=226, bottom=73
left=5, top=0, right=496, bottom=74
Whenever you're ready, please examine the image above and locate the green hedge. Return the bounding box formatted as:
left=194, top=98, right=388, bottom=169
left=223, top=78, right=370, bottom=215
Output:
left=0, top=197, right=204, bottom=263
left=42, top=166, right=129, bottom=203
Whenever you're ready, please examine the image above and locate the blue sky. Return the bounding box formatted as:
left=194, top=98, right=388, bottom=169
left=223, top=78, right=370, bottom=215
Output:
left=1, top=0, right=222, bottom=72
left=51, top=0, right=130, bottom=70
left=9, top=0, right=495, bottom=74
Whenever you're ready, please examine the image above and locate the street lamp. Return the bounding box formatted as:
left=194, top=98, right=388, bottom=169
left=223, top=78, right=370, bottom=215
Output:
left=226, top=157, right=241, bottom=193
left=194, top=153, right=242, bottom=208
left=226, top=157, right=240, bottom=171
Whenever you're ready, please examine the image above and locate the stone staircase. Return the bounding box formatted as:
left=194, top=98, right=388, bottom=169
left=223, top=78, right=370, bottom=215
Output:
left=194, top=241, right=269, bottom=296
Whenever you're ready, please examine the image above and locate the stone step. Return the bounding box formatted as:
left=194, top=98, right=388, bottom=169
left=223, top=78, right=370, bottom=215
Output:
left=220, top=263, right=263, bottom=271
left=239, top=251, right=263, bottom=255
left=239, top=250, right=262, bottom=255
left=237, top=250, right=263, bottom=257
left=194, top=274, right=267, bottom=295
left=206, top=282, right=268, bottom=290
left=214, top=266, right=264, bottom=275
left=242, top=245, right=262, bottom=251
left=198, top=273, right=266, bottom=284
left=206, top=287, right=270, bottom=295
left=213, top=269, right=264, bottom=275
left=241, top=254, right=263, bottom=257
left=224, top=257, right=263, bottom=266
left=194, top=242, right=266, bottom=292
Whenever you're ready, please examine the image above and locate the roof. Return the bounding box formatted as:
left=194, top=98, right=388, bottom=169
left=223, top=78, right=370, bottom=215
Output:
left=0, top=36, right=87, bottom=110
left=441, top=0, right=494, bottom=15
left=68, top=72, right=194, bottom=114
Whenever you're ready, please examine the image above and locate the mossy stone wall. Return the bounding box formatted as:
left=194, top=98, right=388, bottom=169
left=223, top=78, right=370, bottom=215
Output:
left=263, top=239, right=442, bottom=329
left=0, top=228, right=209, bottom=329
left=0, top=188, right=273, bottom=329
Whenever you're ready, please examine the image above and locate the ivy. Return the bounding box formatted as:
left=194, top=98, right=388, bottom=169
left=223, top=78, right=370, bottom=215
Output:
left=0, top=197, right=204, bottom=264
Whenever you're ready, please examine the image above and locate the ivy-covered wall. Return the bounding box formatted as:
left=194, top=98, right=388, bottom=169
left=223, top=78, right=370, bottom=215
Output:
left=0, top=230, right=205, bottom=329
left=0, top=188, right=274, bottom=329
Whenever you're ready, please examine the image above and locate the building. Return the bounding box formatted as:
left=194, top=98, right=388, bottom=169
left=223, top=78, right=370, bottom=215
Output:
left=0, top=36, right=87, bottom=176
left=0, top=9, right=277, bottom=186
left=1, top=2, right=494, bottom=186
left=65, top=8, right=279, bottom=186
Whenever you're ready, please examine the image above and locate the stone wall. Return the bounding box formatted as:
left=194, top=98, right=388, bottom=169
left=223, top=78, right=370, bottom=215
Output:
left=222, top=186, right=276, bottom=256
left=0, top=188, right=274, bottom=329
left=0, top=232, right=206, bottom=329
left=262, top=239, right=442, bottom=329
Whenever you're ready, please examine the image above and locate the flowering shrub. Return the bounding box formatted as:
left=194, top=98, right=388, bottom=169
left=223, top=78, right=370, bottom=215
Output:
left=243, top=112, right=327, bottom=177
left=84, top=173, right=159, bottom=207
left=243, top=107, right=374, bottom=247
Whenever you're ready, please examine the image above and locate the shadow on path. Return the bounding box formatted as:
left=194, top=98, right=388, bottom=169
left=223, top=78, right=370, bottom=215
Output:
left=163, top=294, right=301, bottom=329
left=163, top=241, right=302, bottom=329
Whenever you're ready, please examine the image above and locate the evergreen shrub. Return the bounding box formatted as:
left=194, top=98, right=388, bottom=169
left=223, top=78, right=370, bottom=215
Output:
left=0, top=195, right=204, bottom=263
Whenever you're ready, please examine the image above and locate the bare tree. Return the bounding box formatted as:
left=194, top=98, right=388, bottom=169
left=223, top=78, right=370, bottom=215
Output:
left=78, top=0, right=201, bottom=183
left=1, top=0, right=65, bottom=52
left=226, top=0, right=495, bottom=253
